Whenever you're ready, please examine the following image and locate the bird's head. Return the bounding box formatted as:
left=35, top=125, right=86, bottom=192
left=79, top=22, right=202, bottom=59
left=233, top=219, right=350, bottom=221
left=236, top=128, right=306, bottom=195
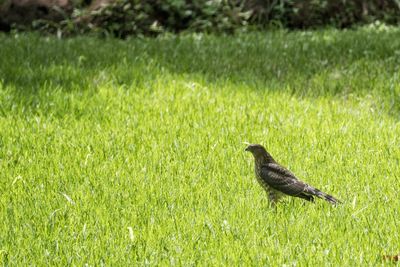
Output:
left=245, top=143, right=275, bottom=162
left=245, top=144, right=267, bottom=156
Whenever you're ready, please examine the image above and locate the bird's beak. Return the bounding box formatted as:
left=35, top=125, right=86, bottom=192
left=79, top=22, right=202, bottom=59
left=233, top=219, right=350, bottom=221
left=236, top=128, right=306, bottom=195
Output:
left=243, top=142, right=250, bottom=152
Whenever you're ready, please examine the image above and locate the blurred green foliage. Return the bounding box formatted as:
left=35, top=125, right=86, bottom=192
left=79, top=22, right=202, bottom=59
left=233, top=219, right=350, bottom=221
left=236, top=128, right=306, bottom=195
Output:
left=23, top=0, right=400, bottom=37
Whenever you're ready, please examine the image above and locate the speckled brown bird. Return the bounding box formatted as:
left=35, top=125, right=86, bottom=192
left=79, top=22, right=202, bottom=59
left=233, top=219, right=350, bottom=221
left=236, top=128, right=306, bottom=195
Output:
left=245, top=144, right=341, bottom=206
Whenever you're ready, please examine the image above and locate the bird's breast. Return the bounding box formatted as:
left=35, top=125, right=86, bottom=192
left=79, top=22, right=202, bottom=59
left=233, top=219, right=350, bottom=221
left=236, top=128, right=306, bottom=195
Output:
left=254, top=166, right=270, bottom=191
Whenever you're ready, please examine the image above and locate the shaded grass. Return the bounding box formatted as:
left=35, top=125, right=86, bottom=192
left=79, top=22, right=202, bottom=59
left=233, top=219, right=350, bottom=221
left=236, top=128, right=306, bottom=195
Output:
left=0, top=28, right=400, bottom=265
left=1, top=28, right=400, bottom=111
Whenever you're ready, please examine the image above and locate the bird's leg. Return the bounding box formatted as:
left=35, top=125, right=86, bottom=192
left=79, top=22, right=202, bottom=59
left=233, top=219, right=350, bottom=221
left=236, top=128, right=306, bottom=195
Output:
left=268, top=191, right=279, bottom=208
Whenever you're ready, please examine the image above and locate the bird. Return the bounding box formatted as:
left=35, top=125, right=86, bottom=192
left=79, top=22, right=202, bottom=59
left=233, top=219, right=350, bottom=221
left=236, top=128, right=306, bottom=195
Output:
left=245, top=143, right=341, bottom=206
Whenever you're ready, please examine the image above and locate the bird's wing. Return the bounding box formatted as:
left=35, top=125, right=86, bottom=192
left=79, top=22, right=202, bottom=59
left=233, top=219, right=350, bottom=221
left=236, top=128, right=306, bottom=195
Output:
left=260, top=163, right=308, bottom=197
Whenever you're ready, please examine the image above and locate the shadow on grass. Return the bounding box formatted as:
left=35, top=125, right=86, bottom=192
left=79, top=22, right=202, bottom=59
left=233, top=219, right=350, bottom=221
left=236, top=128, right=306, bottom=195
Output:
left=1, top=29, right=399, bottom=116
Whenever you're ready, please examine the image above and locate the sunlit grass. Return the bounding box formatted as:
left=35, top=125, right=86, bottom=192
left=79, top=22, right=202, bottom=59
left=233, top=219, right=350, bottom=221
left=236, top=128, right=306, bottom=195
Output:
left=0, top=28, right=399, bottom=265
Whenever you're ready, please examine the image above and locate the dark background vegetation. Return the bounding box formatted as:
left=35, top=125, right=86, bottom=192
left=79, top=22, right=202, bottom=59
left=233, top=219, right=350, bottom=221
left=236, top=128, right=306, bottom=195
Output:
left=1, top=0, right=400, bottom=37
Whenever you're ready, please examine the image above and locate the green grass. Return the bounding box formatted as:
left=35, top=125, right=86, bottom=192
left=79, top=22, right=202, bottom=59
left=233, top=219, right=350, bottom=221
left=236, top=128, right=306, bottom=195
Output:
left=1, top=27, right=400, bottom=265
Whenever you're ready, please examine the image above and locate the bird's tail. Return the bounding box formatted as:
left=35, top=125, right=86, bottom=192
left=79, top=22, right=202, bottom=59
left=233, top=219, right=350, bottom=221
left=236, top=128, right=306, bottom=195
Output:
left=306, top=186, right=341, bottom=205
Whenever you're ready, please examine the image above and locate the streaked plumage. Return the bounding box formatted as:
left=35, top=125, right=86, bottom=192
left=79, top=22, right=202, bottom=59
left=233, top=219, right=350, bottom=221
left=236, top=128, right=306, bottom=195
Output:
left=245, top=144, right=341, bottom=206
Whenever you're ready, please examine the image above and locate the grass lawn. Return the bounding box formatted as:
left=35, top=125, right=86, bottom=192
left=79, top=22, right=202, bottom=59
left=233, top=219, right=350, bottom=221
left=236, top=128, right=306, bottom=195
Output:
left=0, top=27, right=400, bottom=265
